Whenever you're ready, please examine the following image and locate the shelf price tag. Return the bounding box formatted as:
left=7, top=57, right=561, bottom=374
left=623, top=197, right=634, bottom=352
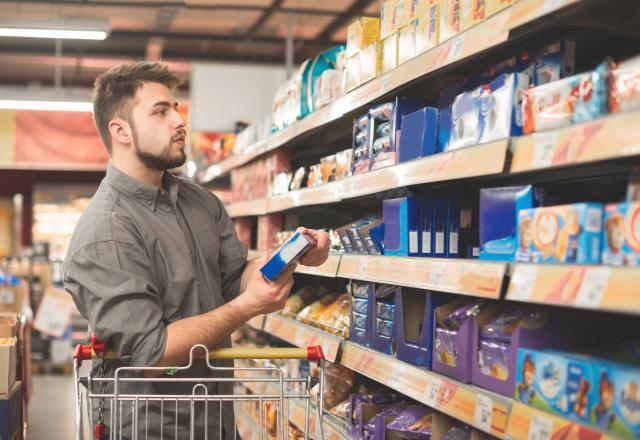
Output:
left=428, top=263, right=445, bottom=287
left=357, top=258, right=369, bottom=277
left=447, top=34, right=466, bottom=64
left=423, top=377, right=443, bottom=408
left=573, top=267, right=611, bottom=308
left=474, top=394, right=493, bottom=433
left=532, top=131, right=558, bottom=168
left=509, top=265, right=538, bottom=301
left=527, top=413, right=552, bottom=440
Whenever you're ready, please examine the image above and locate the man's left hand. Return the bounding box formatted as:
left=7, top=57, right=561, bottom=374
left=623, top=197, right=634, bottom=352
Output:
left=296, top=227, right=330, bottom=267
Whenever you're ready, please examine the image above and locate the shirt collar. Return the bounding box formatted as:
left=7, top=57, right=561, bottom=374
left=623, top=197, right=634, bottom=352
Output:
left=106, top=162, right=179, bottom=211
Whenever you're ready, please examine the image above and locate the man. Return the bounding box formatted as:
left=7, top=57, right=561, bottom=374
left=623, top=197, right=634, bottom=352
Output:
left=63, top=61, right=330, bottom=439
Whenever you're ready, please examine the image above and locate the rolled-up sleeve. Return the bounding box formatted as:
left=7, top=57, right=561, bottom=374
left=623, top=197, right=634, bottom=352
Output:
left=64, top=240, right=166, bottom=367
left=211, top=195, right=248, bottom=302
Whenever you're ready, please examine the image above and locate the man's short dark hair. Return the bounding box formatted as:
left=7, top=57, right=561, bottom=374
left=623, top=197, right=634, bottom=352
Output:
left=92, top=62, right=182, bottom=154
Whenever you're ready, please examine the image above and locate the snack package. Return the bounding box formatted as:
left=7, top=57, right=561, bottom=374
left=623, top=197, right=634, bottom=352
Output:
left=363, top=403, right=408, bottom=439
left=480, top=308, right=524, bottom=342
left=289, top=167, right=307, bottom=191
left=336, top=148, right=353, bottom=180
left=478, top=339, right=510, bottom=381
left=435, top=327, right=460, bottom=367
left=316, top=293, right=350, bottom=335
left=449, top=86, right=482, bottom=150
left=330, top=399, right=351, bottom=419
left=376, top=317, right=395, bottom=338
left=516, top=203, right=603, bottom=264
left=347, top=17, right=381, bottom=58
left=307, top=164, right=323, bottom=187
left=523, top=63, right=609, bottom=134
left=441, top=300, right=488, bottom=330
left=320, top=154, right=337, bottom=183
left=282, top=288, right=321, bottom=316
left=297, top=293, right=340, bottom=323
left=386, top=405, right=433, bottom=438
left=269, top=172, right=292, bottom=196
left=376, top=301, right=395, bottom=321
left=371, top=102, right=394, bottom=121
left=353, top=312, right=367, bottom=330
left=414, top=0, right=440, bottom=54
left=601, top=202, right=640, bottom=266
left=610, top=54, right=640, bottom=113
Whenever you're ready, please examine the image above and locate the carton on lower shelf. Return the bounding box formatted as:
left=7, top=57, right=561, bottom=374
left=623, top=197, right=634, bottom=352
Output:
left=0, top=338, right=16, bottom=395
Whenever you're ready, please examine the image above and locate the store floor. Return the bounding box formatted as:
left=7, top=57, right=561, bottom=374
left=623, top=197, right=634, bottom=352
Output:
left=29, top=373, right=89, bottom=439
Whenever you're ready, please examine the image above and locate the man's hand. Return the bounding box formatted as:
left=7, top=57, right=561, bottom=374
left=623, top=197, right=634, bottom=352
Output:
left=297, top=227, right=330, bottom=267
left=232, top=254, right=296, bottom=319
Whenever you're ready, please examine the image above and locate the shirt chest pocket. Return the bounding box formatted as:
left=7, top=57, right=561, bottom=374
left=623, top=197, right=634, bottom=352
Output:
left=192, top=220, right=220, bottom=271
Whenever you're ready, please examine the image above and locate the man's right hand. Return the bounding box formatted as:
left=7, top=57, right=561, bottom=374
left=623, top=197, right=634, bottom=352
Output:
left=233, top=253, right=296, bottom=319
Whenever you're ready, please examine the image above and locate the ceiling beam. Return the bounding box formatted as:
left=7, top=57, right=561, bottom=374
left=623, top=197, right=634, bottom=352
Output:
left=314, top=0, right=378, bottom=41
left=0, top=0, right=341, bottom=16
left=244, top=0, right=285, bottom=39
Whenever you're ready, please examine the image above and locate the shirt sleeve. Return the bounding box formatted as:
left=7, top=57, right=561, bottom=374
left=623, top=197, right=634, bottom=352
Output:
left=210, top=195, right=248, bottom=302
left=63, top=240, right=166, bottom=368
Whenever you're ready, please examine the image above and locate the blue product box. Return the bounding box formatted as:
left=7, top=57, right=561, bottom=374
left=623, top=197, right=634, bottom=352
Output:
left=447, top=199, right=460, bottom=258
left=516, top=203, right=603, bottom=264
left=398, top=107, right=439, bottom=163
left=515, top=349, right=595, bottom=424
left=532, top=40, right=576, bottom=85
left=349, top=281, right=374, bottom=347
left=383, top=197, right=422, bottom=257
left=479, top=185, right=541, bottom=261
left=448, top=86, right=482, bottom=151
left=602, top=202, right=640, bottom=266
left=590, top=360, right=640, bottom=439
left=421, top=197, right=434, bottom=257
left=479, top=73, right=515, bottom=143
left=433, top=199, right=448, bottom=258
left=437, top=106, right=452, bottom=152
left=352, top=113, right=371, bottom=175
left=370, top=284, right=398, bottom=355
left=369, top=223, right=385, bottom=255
left=260, top=232, right=316, bottom=281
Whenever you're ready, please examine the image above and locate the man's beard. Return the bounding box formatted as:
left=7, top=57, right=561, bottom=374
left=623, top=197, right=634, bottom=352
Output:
left=131, top=123, right=187, bottom=171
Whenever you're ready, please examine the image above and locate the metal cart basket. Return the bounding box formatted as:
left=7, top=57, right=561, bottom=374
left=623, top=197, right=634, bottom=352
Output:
left=73, top=335, right=326, bottom=440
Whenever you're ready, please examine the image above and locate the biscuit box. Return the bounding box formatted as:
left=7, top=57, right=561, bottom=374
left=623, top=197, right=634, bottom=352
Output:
left=602, top=202, right=640, bottom=266
left=260, top=232, right=316, bottom=281
left=590, top=360, right=640, bottom=439
left=516, top=203, right=603, bottom=264
left=515, top=349, right=595, bottom=424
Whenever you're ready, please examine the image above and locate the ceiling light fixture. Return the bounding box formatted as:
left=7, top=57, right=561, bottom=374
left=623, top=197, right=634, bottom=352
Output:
left=0, top=87, right=94, bottom=112
left=0, top=19, right=110, bottom=40
left=0, top=99, right=92, bottom=112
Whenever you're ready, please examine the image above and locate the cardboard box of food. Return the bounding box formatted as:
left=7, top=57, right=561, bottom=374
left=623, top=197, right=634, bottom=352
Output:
left=0, top=314, right=18, bottom=338
left=0, top=283, right=26, bottom=314
left=0, top=338, right=17, bottom=395
left=347, top=17, right=381, bottom=58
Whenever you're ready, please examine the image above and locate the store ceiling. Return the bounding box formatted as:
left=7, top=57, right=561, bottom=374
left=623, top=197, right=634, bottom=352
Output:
left=0, top=0, right=381, bottom=87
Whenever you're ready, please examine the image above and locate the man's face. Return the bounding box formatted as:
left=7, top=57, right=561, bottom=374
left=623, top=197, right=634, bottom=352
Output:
left=129, top=82, right=186, bottom=170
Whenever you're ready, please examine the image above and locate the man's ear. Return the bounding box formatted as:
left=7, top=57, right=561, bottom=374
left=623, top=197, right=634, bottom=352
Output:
left=108, top=118, right=132, bottom=147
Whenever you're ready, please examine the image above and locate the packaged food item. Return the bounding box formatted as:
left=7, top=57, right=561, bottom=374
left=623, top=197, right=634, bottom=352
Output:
left=376, top=301, right=395, bottom=321
left=414, top=0, right=440, bottom=54
left=297, top=292, right=340, bottom=323
left=363, top=403, right=408, bottom=439
left=350, top=281, right=371, bottom=299
left=315, top=293, right=350, bottom=335
left=377, top=121, right=391, bottom=137
left=516, top=203, right=603, bottom=264
left=289, top=167, right=307, bottom=191
left=380, top=0, right=398, bottom=40
left=371, top=136, right=393, bottom=169
left=478, top=73, right=515, bottom=143
left=356, top=114, right=369, bottom=131
left=347, top=17, right=381, bottom=58
left=335, top=148, right=353, bottom=180
left=602, top=202, right=640, bottom=266
left=345, top=55, right=361, bottom=92
left=351, top=142, right=370, bottom=175
left=306, top=164, right=323, bottom=187
left=376, top=317, right=395, bottom=338
left=360, top=216, right=384, bottom=255
left=269, top=172, right=292, bottom=196
left=398, top=23, right=417, bottom=65
left=449, top=86, right=482, bottom=150
left=440, top=0, right=464, bottom=42
left=282, top=288, right=320, bottom=316
left=441, top=300, right=487, bottom=330
left=522, top=63, right=609, bottom=134
left=384, top=196, right=422, bottom=256
left=610, top=54, right=640, bottom=113
left=386, top=405, right=433, bottom=438
left=330, top=399, right=351, bottom=419
left=435, top=326, right=460, bottom=367
left=382, top=32, right=399, bottom=73
left=353, top=298, right=369, bottom=315
left=359, top=42, right=383, bottom=84
left=478, top=339, right=510, bottom=381
left=260, top=232, right=316, bottom=281
left=353, top=312, right=367, bottom=330
left=370, top=102, right=394, bottom=121
left=320, top=154, right=337, bottom=183
left=311, top=363, right=356, bottom=410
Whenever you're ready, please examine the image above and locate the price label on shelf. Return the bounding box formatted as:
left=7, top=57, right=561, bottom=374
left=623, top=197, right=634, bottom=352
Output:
left=509, top=265, right=538, bottom=301
left=428, top=263, right=445, bottom=287
left=573, top=267, right=611, bottom=308
left=423, top=377, right=443, bottom=408
left=527, top=413, right=552, bottom=440
left=447, top=34, right=466, bottom=64
left=532, top=131, right=558, bottom=168
left=358, top=258, right=369, bottom=277
left=474, top=394, right=493, bottom=433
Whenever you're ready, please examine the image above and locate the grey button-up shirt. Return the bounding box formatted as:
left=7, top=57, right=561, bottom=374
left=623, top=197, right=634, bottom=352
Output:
left=64, top=162, right=247, bottom=438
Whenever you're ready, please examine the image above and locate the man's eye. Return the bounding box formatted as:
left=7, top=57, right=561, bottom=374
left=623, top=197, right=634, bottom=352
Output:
left=156, top=109, right=167, bottom=116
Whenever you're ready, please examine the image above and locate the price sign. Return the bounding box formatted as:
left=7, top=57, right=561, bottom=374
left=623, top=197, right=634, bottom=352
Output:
left=428, top=263, right=445, bottom=287
left=358, top=258, right=369, bottom=277
left=474, top=394, right=493, bottom=432
left=33, top=287, right=75, bottom=338
left=574, top=267, right=610, bottom=308
left=423, top=377, right=443, bottom=408
left=532, top=132, right=558, bottom=168
left=527, top=413, right=552, bottom=440
left=509, top=265, right=538, bottom=301
left=447, top=34, right=466, bottom=64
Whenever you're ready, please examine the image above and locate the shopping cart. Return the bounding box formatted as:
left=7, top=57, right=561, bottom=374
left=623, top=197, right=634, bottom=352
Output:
left=73, top=335, right=326, bottom=440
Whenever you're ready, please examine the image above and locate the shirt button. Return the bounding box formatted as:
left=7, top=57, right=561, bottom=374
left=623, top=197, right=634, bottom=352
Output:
left=147, top=201, right=153, bottom=206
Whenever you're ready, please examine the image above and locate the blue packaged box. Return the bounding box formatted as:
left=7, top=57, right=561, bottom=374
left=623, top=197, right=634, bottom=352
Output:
left=531, top=40, right=576, bottom=85
left=383, top=197, right=422, bottom=257
left=515, top=349, right=595, bottom=424
left=447, top=199, right=460, bottom=257
left=370, top=284, right=398, bottom=354
left=259, top=232, right=316, bottom=281
left=590, top=360, right=640, bottom=439
left=516, top=203, right=603, bottom=264
left=421, top=197, right=434, bottom=257
left=433, top=199, right=448, bottom=258
left=602, top=202, right=640, bottom=266
left=480, top=185, right=542, bottom=261
left=398, top=107, right=439, bottom=163
left=479, top=73, right=516, bottom=143
left=448, top=87, right=482, bottom=151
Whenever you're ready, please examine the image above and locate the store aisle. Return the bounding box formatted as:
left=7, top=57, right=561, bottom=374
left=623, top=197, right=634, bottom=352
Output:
left=28, top=374, right=84, bottom=440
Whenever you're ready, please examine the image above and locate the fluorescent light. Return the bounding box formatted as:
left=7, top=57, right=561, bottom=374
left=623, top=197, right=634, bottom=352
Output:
left=0, top=28, right=107, bottom=40
left=0, top=99, right=93, bottom=112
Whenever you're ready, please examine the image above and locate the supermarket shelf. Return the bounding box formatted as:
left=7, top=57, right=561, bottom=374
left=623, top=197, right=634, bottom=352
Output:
left=510, top=110, right=640, bottom=173
left=247, top=249, right=340, bottom=278
left=246, top=314, right=266, bottom=331
left=341, top=341, right=511, bottom=438
left=507, top=263, right=640, bottom=315
left=235, top=404, right=261, bottom=440
left=262, top=313, right=343, bottom=363
left=228, top=139, right=509, bottom=217
left=0, top=161, right=106, bottom=172
left=338, top=254, right=507, bottom=299
left=203, top=0, right=582, bottom=184
left=506, top=401, right=618, bottom=440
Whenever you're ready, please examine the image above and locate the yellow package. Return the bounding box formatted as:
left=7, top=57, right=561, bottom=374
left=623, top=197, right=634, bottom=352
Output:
left=415, top=0, right=440, bottom=54
left=398, top=24, right=417, bottom=65
left=380, top=0, right=398, bottom=40
left=297, top=293, right=339, bottom=324
left=382, top=32, right=399, bottom=74
left=487, top=0, right=517, bottom=17
left=282, top=287, right=320, bottom=316
left=346, top=17, right=381, bottom=58
left=359, top=42, right=383, bottom=83
left=440, top=0, right=463, bottom=42
left=315, top=293, right=350, bottom=335
left=463, top=0, right=485, bottom=29
left=395, top=0, right=409, bottom=29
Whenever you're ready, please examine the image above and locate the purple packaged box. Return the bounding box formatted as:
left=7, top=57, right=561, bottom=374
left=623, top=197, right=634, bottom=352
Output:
left=349, top=392, right=401, bottom=439
left=349, top=282, right=374, bottom=347
left=353, top=312, right=368, bottom=330
left=377, top=301, right=395, bottom=320
left=353, top=298, right=369, bottom=315
left=370, top=284, right=398, bottom=354
left=383, top=197, right=422, bottom=257
left=478, top=339, right=510, bottom=382
left=385, top=405, right=433, bottom=439
left=435, top=327, right=460, bottom=368
left=376, top=318, right=394, bottom=338
left=364, top=403, right=407, bottom=439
